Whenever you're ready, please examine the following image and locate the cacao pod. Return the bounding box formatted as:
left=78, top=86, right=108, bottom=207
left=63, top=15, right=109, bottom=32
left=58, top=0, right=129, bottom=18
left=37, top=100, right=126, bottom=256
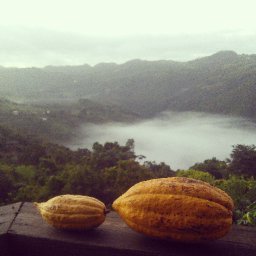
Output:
left=112, top=177, right=234, bottom=241
left=35, top=194, right=107, bottom=230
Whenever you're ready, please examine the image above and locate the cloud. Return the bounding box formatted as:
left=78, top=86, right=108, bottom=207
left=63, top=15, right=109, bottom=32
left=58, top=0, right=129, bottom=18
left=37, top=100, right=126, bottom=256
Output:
left=1, top=27, right=256, bottom=67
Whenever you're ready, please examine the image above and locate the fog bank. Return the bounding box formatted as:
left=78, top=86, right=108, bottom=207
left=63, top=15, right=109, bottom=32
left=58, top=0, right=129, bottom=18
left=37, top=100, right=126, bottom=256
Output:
left=70, top=111, right=256, bottom=170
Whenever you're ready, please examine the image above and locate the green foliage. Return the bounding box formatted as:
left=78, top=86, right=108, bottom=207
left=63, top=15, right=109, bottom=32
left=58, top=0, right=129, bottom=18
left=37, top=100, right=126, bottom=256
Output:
left=237, top=202, right=256, bottom=226
left=176, top=169, right=215, bottom=184
left=0, top=163, right=16, bottom=205
left=15, top=165, right=36, bottom=182
left=229, top=144, right=256, bottom=177
left=0, top=129, right=175, bottom=206
left=14, top=185, right=42, bottom=202
left=190, top=157, right=228, bottom=178
left=0, top=170, right=14, bottom=205
left=91, top=141, right=136, bottom=169
left=215, top=176, right=256, bottom=221
left=215, top=144, right=256, bottom=179
left=100, top=160, right=155, bottom=204
left=60, top=164, right=100, bottom=197
left=144, top=161, right=175, bottom=177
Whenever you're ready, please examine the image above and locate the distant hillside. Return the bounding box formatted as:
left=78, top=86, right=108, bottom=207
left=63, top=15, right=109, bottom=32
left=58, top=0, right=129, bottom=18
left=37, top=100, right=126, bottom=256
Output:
left=1, top=51, right=256, bottom=118
left=167, top=51, right=256, bottom=117
left=0, top=98, right=138, bottom=143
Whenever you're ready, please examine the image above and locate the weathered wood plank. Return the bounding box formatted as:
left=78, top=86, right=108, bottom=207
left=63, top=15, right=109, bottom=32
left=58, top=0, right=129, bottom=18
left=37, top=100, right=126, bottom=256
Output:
left=0, top=202, right=22, bottom=235
left=4, top=202, right=256, bottom=256
left=0, top=202, right=22, bottom=256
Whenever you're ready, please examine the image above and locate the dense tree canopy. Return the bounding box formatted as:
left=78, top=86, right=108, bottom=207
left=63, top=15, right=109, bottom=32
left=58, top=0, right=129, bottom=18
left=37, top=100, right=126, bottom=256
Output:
left=0, top=129, right=175, bottom=205
left=190, top=157, right=228, bottom=178
left=229, top=144, right=256, bottom=177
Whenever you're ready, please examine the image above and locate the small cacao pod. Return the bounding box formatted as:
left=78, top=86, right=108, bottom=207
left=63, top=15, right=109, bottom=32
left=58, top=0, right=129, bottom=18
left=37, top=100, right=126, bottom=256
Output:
left=35, top=194, right=108, bottom=230
left=112, top=177, right=234, bottom=241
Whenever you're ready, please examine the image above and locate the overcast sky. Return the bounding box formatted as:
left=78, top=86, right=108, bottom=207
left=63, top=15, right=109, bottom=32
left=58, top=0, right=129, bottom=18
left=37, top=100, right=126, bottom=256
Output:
left=1, top=0, right=256, bottom=67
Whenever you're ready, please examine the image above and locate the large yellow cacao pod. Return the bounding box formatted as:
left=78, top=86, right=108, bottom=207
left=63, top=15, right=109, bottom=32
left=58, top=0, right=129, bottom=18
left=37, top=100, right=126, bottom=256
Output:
left=35, top=194, right=107, bottom=230
left=112, top=177, right=234, bottom=241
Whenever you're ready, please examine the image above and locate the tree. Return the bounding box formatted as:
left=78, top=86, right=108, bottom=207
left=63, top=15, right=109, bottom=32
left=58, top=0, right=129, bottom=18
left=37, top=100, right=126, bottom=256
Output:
left=125, top=138, right=135, bottom=153
left=176, top=169, right=215, bottom=184
left=101, top=159, right=154, bottom=204
left=190, top=157, right=227, bottom=178
left=229, top=144, right=256, bottom=177
left=91, top=141, right=136, bottom=169
left=143, top=161, right=175, bottom=177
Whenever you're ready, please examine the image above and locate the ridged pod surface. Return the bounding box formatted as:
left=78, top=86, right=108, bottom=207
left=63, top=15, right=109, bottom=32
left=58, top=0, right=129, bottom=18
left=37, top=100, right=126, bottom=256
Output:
left=112, top=177, right=234, bottom=241
left=35, top=194, right=107, bottom=230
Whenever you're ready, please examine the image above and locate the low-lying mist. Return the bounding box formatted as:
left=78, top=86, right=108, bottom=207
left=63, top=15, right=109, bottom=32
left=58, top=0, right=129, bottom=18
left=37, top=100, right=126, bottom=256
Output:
left=69, top=111, right=256, bottom=170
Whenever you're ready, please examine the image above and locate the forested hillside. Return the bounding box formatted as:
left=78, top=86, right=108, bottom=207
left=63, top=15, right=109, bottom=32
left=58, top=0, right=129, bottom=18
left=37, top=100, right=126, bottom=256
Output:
left=1, top=51, right=256, bottom=118
left=0, top=98, right=138, bottom=143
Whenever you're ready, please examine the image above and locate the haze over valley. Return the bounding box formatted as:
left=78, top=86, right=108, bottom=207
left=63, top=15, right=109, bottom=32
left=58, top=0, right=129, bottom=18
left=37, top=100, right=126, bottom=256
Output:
left=70, top=111, right=256, bottom=170
left=1, top=50, right=256, bottom=169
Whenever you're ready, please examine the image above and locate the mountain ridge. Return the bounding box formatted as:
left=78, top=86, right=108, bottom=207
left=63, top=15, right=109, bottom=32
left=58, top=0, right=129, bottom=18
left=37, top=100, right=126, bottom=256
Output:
left=1, top=51, right=256, bottom=118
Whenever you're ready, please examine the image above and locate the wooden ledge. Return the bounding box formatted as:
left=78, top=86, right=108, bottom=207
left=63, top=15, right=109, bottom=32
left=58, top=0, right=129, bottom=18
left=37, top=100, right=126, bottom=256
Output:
left=0, top=202, right=256, bottom=256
